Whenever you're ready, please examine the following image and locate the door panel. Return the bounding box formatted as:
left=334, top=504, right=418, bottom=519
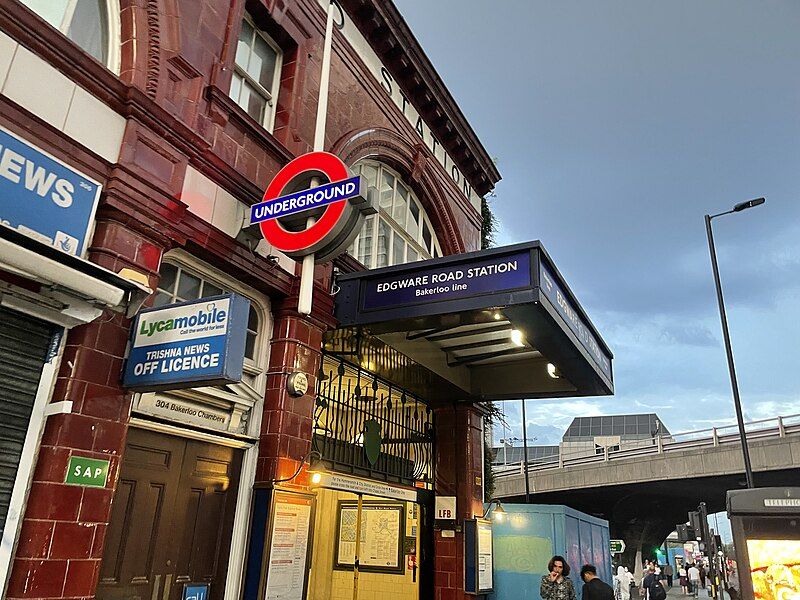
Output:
left=98, top=430, right=182, bottom=599
left=171, top=440, right=242, bottom=599
left=98, top=429, right=242, bottom=600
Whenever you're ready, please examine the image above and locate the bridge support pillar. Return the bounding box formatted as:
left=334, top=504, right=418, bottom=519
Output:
left=433, top=403, right=485, bottom=600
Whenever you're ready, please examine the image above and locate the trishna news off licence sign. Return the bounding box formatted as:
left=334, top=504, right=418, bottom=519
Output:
left=123, top=293, right=250, bottom=392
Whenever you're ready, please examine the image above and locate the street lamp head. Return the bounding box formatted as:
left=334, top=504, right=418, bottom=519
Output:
left=733, top=197, right=765, bottom=212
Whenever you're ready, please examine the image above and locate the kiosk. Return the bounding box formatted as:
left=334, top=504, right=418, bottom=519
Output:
left=727, top=487, right=800, bottom=599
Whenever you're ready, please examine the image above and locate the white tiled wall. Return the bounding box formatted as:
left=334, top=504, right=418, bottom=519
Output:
left=180, top=165, right=294, bottom=271
left=0, top=30, right=126, bottom=163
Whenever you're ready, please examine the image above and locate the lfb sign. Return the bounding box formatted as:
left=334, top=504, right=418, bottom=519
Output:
left=0, top=125, right=101, bottom=256
left=250, top=152, right=375, bottom=262
left=123, top=294, right=250, bottom=392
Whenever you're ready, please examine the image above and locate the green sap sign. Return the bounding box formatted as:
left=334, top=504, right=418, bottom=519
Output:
left=609, top=539, right=626, bottom=554
left=65, top=456, right=109, bottom=487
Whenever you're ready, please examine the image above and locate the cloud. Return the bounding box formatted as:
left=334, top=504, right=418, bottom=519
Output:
left=659, top=325, right=718, bottom=347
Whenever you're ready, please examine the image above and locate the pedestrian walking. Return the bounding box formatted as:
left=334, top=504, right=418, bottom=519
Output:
left=581, top=564, right=615, bottom=600
left=679, top=565, right=689, bottom=595
left=698, top=564, right=707, bottom=589
left=614, top=566, right=634, bottom=600
left=641, top=566, right=667, bottom=600
left=726, top=564, right=740, bottom=600
left=541, top=555, right=577, bottom=600
left=663, top=564, right=673, bottom=588
left=688, top=564, right=701, bottom=598
left=658, top=565, right=668, bottom=589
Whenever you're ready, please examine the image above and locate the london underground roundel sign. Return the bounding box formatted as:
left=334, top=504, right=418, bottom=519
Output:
left=250, top=152, right=375, bottom=263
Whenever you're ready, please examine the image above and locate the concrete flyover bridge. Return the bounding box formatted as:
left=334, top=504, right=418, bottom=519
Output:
left=492, top=413, right=800, bottom=567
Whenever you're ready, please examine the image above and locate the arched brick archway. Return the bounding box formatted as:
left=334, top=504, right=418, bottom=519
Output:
left=331, top=127, right=467, bottom=256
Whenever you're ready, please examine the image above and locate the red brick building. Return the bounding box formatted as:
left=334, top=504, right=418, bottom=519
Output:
left=0, top=0, right=511, bottom=598
left=0, top=1, right=616, bottom=599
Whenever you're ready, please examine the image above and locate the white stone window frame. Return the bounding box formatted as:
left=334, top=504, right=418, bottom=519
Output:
left=19, top=0, right=121, bottom=73
left=348, top=160, right=443, bottom=269
left=231, top=13, right=283, bottom=132
left=150, top=251, right=272, bottom=410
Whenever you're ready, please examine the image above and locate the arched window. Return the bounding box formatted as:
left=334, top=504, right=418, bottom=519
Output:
left=19, top=0, right=120, bottom=71
left=152, top=255, right=270, bottom=398
left=348, top=161, right=442, bottom=269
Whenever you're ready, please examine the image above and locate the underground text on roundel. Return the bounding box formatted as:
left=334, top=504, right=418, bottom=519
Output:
left=250, top=175, right=361, bottom=224
left=363, top=251, right=531, bottom=310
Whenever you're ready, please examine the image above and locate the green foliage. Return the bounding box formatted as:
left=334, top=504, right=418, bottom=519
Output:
left=481, top=194, right=498, bottom=250
left=484, top=436, right=496, bottom=499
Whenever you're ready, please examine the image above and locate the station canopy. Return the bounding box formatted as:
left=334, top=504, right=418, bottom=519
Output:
left=332, top=242, right=613, bottom=404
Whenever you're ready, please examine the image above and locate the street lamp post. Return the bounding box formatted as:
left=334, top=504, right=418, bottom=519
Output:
left=704, top=197, right=764, bottom=489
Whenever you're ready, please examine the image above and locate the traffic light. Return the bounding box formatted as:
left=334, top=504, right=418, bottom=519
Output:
left=677, top=523, right=696, bottom=542
left=689, top=511, right=704, bottom=539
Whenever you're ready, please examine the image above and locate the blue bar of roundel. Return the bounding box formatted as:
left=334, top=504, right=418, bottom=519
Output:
left=250, top=176, right=360, bottom=224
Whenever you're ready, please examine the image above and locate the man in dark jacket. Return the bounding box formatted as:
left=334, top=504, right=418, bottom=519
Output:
left=580, top=565, right=615, bottom=600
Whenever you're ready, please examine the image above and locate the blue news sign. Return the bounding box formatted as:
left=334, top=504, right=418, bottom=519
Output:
left=250, top=176, right=361, bottom=224
left=362, top=250, right=531, bottom=310
left=123, top=294, right=250, bottom=392
left=0, top=125, right=101, bottom=256
left=539, top=263, right=612, bottom=379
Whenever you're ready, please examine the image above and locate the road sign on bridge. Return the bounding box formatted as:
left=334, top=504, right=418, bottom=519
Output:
left=610, top=539, right=626, bottom=554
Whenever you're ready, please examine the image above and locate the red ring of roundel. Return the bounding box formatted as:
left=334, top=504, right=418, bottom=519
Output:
left=259, top=151, right=350, bottom=252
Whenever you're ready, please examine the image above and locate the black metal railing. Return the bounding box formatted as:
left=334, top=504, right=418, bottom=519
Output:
left=313, top=354, right=434, bottom=488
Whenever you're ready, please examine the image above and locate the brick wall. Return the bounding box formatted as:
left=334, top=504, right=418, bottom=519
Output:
left=6, top=222, right=166, bottom=599
left=434, top=404, right=486, bottom=600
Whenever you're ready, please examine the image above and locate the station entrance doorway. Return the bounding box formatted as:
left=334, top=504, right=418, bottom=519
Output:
left=306, top=488, right=425, bottom=600
left=305, top=353, right=436, bottom=600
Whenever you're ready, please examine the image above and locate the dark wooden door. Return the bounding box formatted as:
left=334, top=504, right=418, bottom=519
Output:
left=98, top=428, right=242, bottom=600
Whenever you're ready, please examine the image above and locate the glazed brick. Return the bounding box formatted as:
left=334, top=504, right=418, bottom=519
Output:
left=436, top=556, right=458, bottom=574
left=92, top=420, right=127, bottom=455
left=32, top=446, right=71, bottom=483
left=93, top=321, right=129, bottom=359
left=57, top=414, right=96, bottom=451
left=62, top=560, right=100, bottom=597
left=90, top=524, right=107, bottom=558
left=50, top=522, right=94, bottom=559
left=14, top=520, right=54, bottom=559
left=78, top=487, right=114, bottom=523
left=6, top=559, right=68, bottom=598
left=70, top=349, right=113, bottom=384
left=81, top=384, right=125, bottom=421
left=23, top=483, right=82, bottom=521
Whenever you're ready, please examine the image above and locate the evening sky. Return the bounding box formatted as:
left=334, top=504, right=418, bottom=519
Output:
left=394, top=0, right=800, bottom=448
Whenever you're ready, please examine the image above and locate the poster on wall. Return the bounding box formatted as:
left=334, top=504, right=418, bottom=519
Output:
left=264, top=491, right=314, bottom=600
left=335, top=501, right=404, bottom=573
left=477, top=519, right=494, bottom=592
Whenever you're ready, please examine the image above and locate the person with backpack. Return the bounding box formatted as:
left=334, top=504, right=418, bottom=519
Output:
left=641, top=565, right=667, bottom=600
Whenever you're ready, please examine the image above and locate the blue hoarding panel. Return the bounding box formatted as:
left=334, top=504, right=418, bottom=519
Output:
left=122, top=293, right=250, bottom=392
left=489, top=504, right=612, bottom=600
left=0, top=125, right=101, bottom=256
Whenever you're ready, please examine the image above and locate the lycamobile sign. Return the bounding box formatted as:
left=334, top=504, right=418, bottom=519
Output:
left=123, top=293, right=250, bottom=392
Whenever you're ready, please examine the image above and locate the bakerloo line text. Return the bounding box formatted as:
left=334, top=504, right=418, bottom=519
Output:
left=375, top=260, right=520, bottom=294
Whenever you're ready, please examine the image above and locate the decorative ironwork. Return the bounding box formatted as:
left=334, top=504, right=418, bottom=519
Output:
left=314, top=354, right=434, bottom=487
